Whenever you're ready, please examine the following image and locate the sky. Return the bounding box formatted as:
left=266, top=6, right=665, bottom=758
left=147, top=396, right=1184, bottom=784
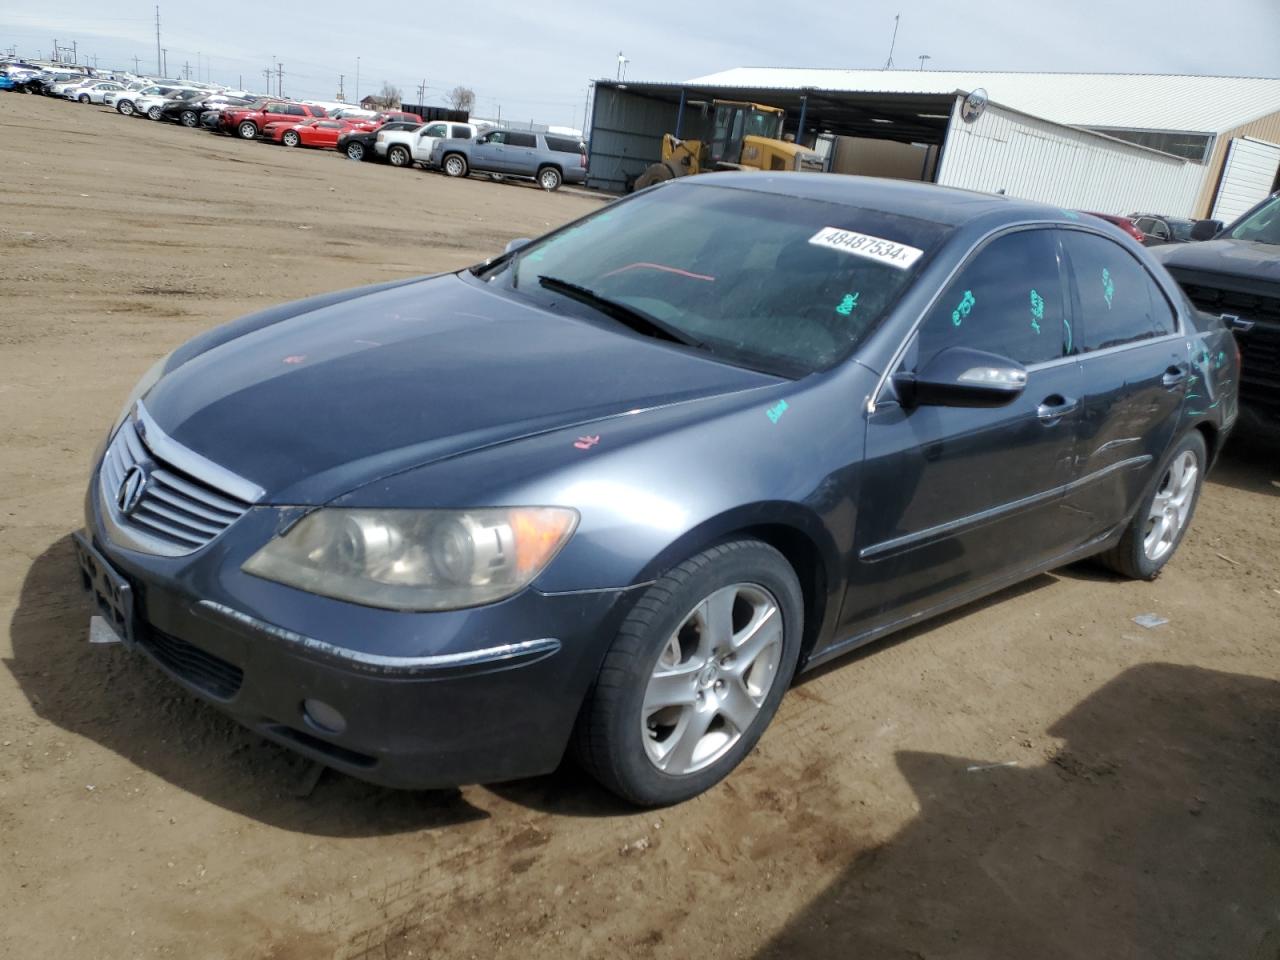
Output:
left=3, top=0, right=1277, bottom=128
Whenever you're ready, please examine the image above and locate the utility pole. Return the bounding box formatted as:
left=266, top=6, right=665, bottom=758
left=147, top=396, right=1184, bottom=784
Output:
left=416, top=79, right=426, bottom=106
left=337, top=74, right=345, bottom=101
left=276, top=62, right=284, bottom=98
left=162, top=48, right=168, bottom=77
left=262, top=66, right=272, bottom=93
left=183, top=60, right=191, bottom=79
left=72, top=41, right=77, bottom=64
left=355, top=56, right=360, bottom=103
left=132, top=55, right=141, bottom=73
left=155, top=5, right=161, bottom=76
left=883, top=13, right=900, bottom=69
left=918, top=54, right=931, bottom=70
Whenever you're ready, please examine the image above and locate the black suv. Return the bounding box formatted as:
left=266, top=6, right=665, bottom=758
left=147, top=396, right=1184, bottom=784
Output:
left=1152, top=192, right=1280, bottom=436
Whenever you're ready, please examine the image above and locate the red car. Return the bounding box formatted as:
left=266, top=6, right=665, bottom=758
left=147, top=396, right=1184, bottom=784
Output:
left=1079, top=210, right=1147, bottom=244
left=266, top=118, right=357, bottom=149
left=219, top=101, right=329, bottom=139
left=347, top=110, right=424, bottom=132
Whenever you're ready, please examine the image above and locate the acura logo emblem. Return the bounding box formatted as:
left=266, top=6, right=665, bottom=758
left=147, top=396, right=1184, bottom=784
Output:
left=117, top=464, right=149, bottom=516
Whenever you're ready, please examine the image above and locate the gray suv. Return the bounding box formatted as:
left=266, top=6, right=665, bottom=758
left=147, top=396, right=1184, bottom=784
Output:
left=429, top=130, right=587, bottom=191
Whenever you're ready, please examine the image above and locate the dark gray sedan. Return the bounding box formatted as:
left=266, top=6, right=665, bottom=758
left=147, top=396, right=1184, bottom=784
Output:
left=77, top=175, right=1237, bottom=806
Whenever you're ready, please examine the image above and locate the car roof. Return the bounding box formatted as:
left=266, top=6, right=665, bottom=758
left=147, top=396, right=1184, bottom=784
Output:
left=682, top=172, right=1063, bottom=228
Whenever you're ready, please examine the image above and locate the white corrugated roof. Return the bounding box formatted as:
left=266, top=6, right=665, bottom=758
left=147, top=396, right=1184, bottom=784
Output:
left=682, top=68, right=1280, bottom=134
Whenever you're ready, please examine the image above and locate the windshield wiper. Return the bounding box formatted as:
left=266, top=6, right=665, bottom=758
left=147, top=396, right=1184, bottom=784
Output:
left=536, top=275, right=703, bottom=348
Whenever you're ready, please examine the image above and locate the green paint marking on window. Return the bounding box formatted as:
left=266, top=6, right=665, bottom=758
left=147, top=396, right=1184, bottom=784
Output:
left=1185, top=393, right=1201, bottom=401
left=1061, top=209, right=1081, bottom=220
left=1215, top=350, right=1226, bottom=368
left=835, top=292, right=860, bottom=316
left=951, top=289, right=975, bottom=327
left=1029, top=288, right=1045, bottom=333
left=1101, top=268, right=1114, bottom=309
left=1064, top=316, right=1073, bottom=353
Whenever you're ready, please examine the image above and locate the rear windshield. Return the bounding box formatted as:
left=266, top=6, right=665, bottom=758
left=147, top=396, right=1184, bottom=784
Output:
left=481, top=181, right=950, bottom=376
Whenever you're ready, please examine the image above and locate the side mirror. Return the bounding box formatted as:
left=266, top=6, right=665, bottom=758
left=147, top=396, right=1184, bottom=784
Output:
left=504, top=237, right=532, bottom=255
left=1190, top=219, right=1222, bottom=241
left=894, top=346, right=1027, bottom=408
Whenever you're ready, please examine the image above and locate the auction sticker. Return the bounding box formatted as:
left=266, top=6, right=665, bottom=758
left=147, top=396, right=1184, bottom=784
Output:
left=808, top=227, right=923, bottom=270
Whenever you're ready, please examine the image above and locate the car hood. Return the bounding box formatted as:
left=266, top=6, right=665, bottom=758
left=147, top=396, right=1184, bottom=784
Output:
left=143, top=273, right=777, bottom=505
left=1151, top=237, right=1280, bottom=285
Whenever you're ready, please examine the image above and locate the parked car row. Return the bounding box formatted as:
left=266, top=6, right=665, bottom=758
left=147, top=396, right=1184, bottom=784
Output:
left=3, top=60, right=589, bottom=191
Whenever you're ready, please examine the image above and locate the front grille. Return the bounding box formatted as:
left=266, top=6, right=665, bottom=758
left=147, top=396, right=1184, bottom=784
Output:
left=139, top=626, right=244, bottom=700
left=100, top=415, right=253, bottom=554
left=1170, top=274, right=1280, bottom=396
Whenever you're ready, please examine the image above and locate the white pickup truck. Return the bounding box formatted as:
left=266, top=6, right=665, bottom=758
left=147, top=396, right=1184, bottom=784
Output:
left=376, top=120, right=478, bottom=169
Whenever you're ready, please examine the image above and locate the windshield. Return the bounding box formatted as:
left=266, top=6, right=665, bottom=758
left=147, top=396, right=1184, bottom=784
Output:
left=479, top=182, right=948, bottom=376
left=1224, top=193, right=1280, bottom=246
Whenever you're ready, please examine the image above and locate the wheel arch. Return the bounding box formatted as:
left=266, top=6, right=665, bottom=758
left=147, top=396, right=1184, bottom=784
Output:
left=1192, top=419, right=1222, bottom=468
left=631, top=504, right=841, bottom=669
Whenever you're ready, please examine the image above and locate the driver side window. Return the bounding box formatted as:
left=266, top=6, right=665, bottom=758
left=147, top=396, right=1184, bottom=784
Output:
left=915, top=229, right=1068, bottom=368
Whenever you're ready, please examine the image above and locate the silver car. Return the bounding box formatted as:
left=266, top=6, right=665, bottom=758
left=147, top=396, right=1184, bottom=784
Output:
left=430, top=130, right=587, bottom=191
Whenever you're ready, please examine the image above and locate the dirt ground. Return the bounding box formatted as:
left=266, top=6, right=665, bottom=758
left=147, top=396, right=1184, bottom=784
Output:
left=1, top=92, right=1278, bottom=960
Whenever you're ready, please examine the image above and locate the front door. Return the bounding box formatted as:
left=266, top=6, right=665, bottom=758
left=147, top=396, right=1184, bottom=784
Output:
left=842, top=227, right=1084, bottom=637
left=1057, top=228, right=1188, bottom=545
left=471, top=131, right=508, bottom=172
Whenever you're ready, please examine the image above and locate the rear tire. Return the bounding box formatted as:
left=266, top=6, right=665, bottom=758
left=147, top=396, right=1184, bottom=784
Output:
left=538, top=166, right=563, bottom=191
left=1096, top=430, right=1206, bottom=580
left=574, top=539, right=803, bottom=806
left=238, top=121, right=258, bottom=139
left=388, top=145, right=411, bottom=167
left=442, top=154, right=468, bottom=178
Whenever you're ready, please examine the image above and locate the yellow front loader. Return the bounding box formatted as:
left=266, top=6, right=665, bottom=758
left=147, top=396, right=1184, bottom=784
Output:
left=632, top=101, right=824, bottom=191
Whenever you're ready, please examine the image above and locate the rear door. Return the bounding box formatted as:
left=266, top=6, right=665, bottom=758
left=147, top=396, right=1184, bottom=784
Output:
left=1057, top=228, right=1187, bottom=546
left=845, top=227, right=1085, bottom=636
left=501, top=131, right=539, bottom=175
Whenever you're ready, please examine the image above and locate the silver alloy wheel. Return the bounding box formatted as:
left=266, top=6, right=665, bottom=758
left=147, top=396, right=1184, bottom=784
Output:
left=444, top=155, right=466, bottom=177
left=1143, top=449, right=1198, bottom=561
left=283, top=131, right=299, bottom=147
left=239, top=121, right=257, bottom=139
left=347, top=142, right=364, bottom=160
left=539, top=168, right=560, bottom=191
left=119, top=101, right=134, bottom=116
left=148, top=106, right=162, bottom=120
left=641, top=582, right=784, bottom=776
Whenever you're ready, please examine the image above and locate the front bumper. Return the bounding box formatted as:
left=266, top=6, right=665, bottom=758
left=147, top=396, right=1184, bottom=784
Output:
left=79, top=476, right=634, bottom=790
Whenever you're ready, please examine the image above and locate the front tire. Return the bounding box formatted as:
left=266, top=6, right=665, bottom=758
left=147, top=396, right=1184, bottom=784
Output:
left=1097, top=430, right=1206, bottom=580
left=388, top=145, right=411, bottom=167
left=282, top=131, right=300, bottom=148
left=345, top=142, right=365, bottom=161
left=238, top=121, right=258, bottom=139
left=117, top=100, right=134, bottom=116
left=78, top=94, right=91, bottom=104
left=574, top=539, right=803, bottom=806
left=180, top=110, right=199, bottom=127
left=147, top=106, right=162, bottom=120
left=442, top=153, right=468, bottom=178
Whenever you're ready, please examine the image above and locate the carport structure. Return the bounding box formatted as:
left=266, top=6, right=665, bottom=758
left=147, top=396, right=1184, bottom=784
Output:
left=586, top=69, right=1280, bottom=220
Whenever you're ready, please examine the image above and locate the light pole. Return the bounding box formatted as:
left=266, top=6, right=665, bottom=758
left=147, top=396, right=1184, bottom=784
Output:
left=918, top=54, right=931, bottom=70
left=355, top=56, right=360, bottom=103
left=616, top=52, right=629, bottom=82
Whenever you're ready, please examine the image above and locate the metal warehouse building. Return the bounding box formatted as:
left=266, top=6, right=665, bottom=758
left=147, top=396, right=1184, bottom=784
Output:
left=586, top=69, right=1280, bottom=220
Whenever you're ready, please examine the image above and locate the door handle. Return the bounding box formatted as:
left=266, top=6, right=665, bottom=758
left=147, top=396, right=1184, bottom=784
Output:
left=1037, top=395, right=1079, bottom=422
left=1162, top=365, right=1188, bottom=388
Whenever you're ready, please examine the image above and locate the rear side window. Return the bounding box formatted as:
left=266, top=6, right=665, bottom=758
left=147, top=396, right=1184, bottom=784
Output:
left=915, top=229, right=1068, bottom=367
left=1060, top=231, right=1176, bottom=350
left=546, top=136, right=584, bottom=154
left=505, top=132, right=536, bottom=148
left=287, top=105, right=306, bottom=116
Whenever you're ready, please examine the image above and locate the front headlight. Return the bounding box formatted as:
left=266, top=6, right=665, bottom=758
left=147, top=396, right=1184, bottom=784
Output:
left=242, top=507, right=578, bottom=611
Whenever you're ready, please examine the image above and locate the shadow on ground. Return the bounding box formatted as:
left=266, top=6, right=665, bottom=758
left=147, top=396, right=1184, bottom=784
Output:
left=6, top=535, right=492, bottom=836
left=756, top=661, right=1280, bottom=960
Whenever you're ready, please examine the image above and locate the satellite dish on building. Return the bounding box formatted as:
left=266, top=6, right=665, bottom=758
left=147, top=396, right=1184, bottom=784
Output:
left=961, top=88, right=988, bottom=123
